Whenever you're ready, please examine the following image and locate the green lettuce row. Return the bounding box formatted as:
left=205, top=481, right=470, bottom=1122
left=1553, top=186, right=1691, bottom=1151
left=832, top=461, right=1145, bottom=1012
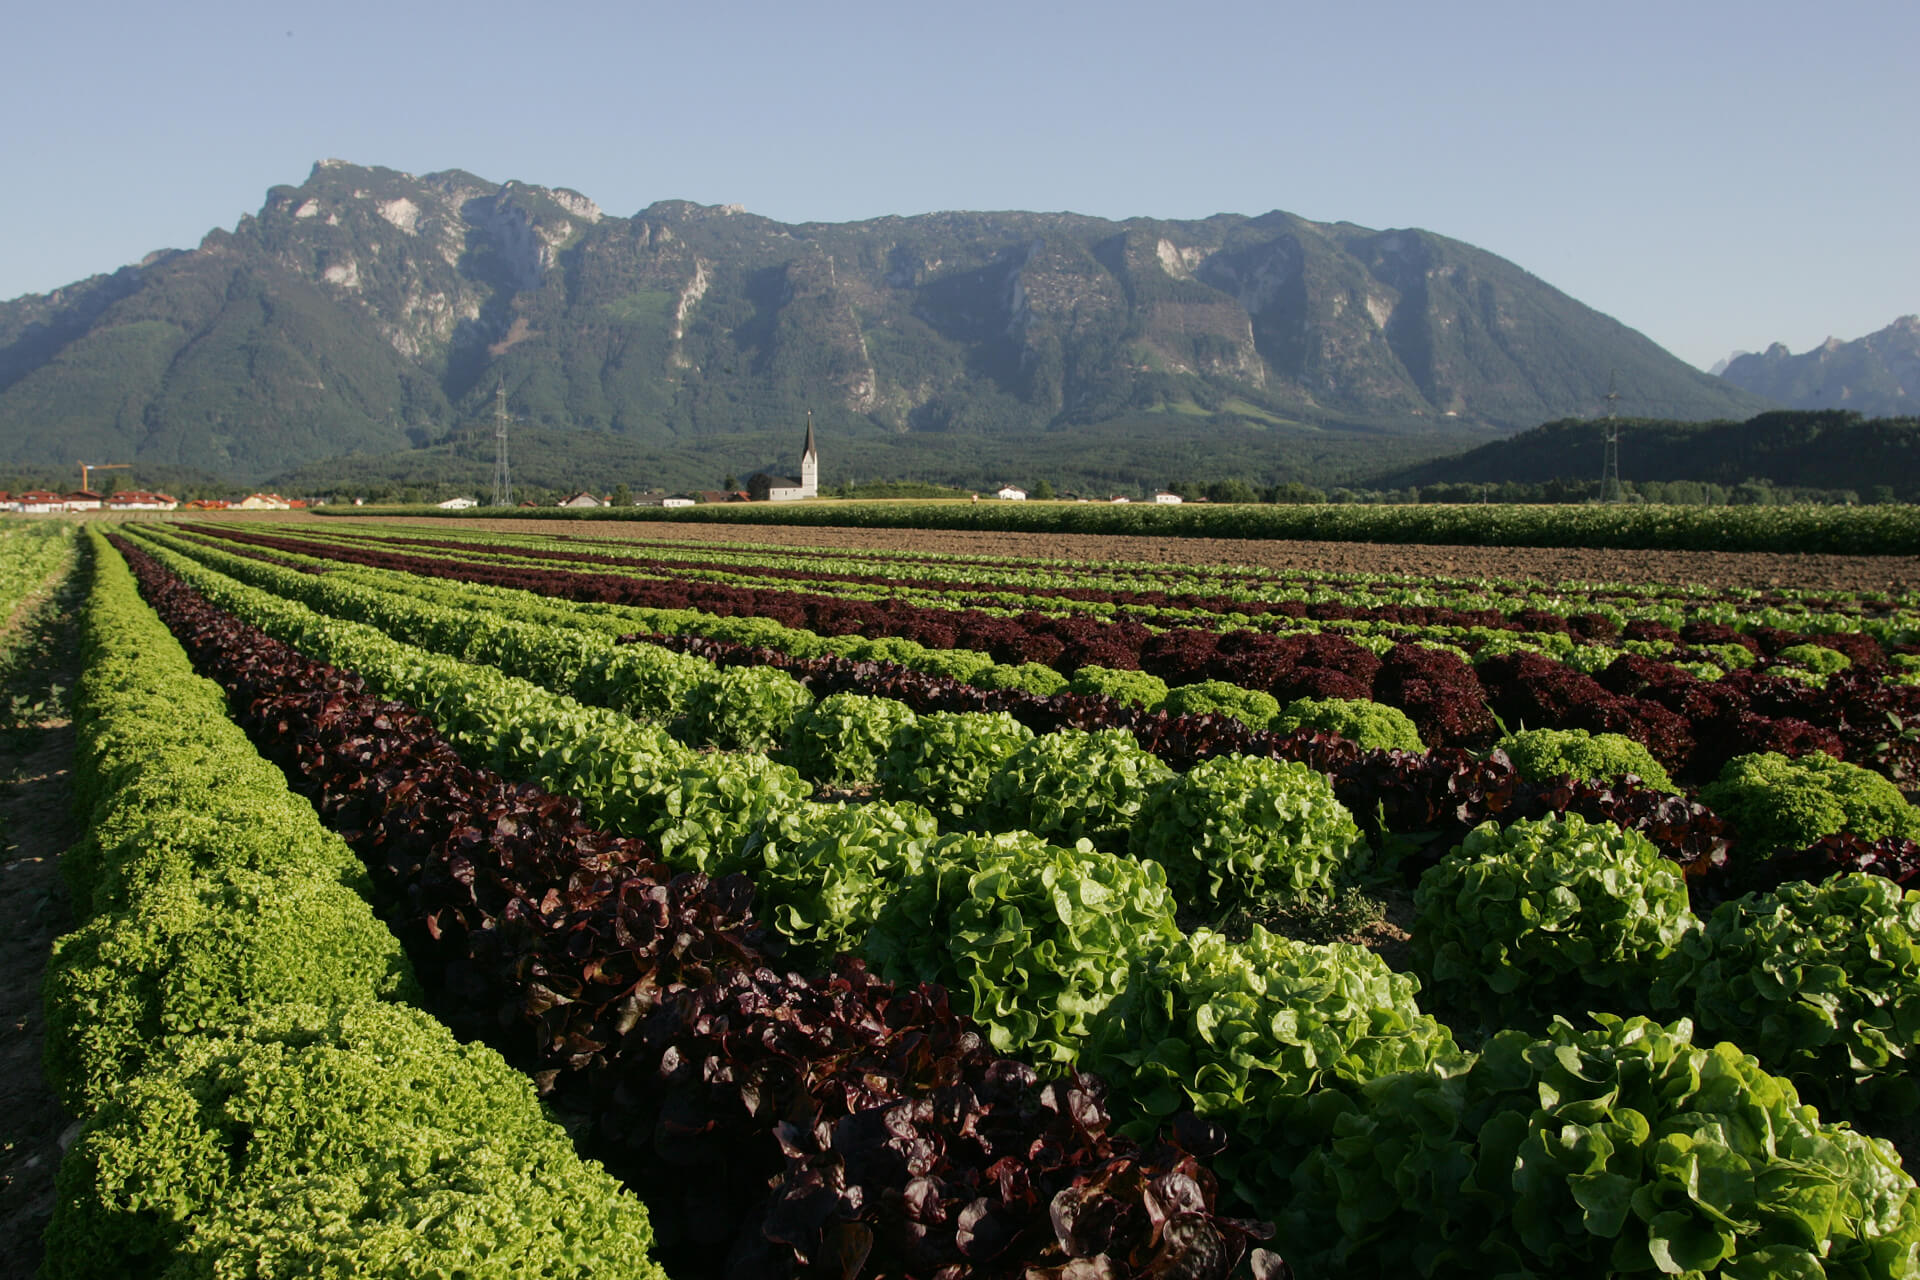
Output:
left=1411, top=814, right=1700, bottom=1036
left=316, top=494, right=1920, bottom=557
left=0, top=518, right=76, bottom=630
left=131, top=534, right=1396, bottom=1084
left=134, top=528, right=1380, bottom=906
left=141, top=529, right=1920, bottom=1274
left=41, top=530, right=663, bottom=1280
left=152, top=525, right=1566, bottom=708
left=284, top=517, right=1920, bottom=645
left=1409, top=810, right=1920, bottom=1126
left=159, top=526, right=1913, bottom=780
left=1280, top=1015, right=1920, bottom=1278
left=1677, top=873, right=1920, bottom=1119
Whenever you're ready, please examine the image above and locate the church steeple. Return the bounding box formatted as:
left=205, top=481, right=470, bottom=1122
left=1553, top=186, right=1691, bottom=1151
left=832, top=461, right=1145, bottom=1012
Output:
left=799, top=410, right=819, bottom=497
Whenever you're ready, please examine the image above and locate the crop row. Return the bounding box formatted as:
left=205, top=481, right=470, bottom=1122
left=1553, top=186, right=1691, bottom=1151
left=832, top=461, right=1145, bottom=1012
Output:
left=187, top=519, right=1920, bottom=646
left=111, top=533, right=1278, bottom=1280
left=154, top=522, right=1920, bottom=792
left=0, top=519, right=76, bottom=626
left=127, top=526, right=1746, bottom=887
left=122, top=530, right=1920, bottom=1115
left=326, top=520, right=1898, bottom=612
left=315, top=494, right=1920, bottom=555
left=173, top=534, right=1920, bottom=1272
left=39, top=531, right=664, bottom=1280
left=141, top=523, right=1920, bottom=900
left=121, top=532, right=1920, bottom=1122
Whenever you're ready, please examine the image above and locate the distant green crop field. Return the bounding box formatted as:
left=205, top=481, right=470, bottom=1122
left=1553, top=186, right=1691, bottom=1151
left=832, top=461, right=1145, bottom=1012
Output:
left=333, top=499, right=1920, bottom=556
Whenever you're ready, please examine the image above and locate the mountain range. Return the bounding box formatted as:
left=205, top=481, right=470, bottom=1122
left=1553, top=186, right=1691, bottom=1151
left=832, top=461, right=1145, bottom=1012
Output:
left=0, top=161, right=1771, bottom=490
left=1715, top=317, right=1920, bottom=419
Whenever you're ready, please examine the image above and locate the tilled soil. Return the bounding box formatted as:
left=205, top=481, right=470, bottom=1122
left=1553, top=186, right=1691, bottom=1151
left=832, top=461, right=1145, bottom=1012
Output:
left=234, top=512, right=1920, bottom=595
left=0, top=721, right=76, bottom=1278
left=0, top=591, right=77, bottom=1279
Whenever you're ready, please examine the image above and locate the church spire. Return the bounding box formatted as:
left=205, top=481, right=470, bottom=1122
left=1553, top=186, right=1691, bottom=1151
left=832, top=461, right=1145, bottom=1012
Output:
left=799, top=410, right=819, bottom=497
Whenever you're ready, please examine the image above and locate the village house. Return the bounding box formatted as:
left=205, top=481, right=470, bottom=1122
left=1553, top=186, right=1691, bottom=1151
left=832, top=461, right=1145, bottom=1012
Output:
left=994, top=485, right=1028, bottom=501
left=63, top=490, right=104, bottom=511
left=1153, top=491, right=1184, bottom=505
left=107, top=490, right=179, bottom=511
left=556, top=492, right=605, bottom=508
left=236, top=493, right=292, bottom=510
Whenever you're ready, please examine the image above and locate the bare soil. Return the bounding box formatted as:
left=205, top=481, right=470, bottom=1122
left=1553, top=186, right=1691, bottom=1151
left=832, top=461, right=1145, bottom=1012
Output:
left=257, top=513, right=1920, bottom=595
left=0, top=587, right=78, bottom=1279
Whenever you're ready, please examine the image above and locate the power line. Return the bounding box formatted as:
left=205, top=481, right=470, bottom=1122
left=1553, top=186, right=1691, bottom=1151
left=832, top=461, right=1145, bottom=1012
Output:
left=1599, top=371, right=1622, bottom=503
left=491, top=384, right=512, bottom=507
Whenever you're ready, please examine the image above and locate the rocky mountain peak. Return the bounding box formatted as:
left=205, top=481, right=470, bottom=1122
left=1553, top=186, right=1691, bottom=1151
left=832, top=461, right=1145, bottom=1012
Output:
left=1719, top=316, right=1920, bottom=415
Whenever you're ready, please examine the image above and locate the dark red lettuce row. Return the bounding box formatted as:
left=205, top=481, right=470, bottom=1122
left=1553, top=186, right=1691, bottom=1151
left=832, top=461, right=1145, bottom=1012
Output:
left=179, top=523, right=1912, bottom=784
left=197, top=522, right=1633, bottom=639
left=112, top=537, right=1280, bottom=1280
left=1725, top=832, right=1920, bottom=898
left=508, top=525, right=1903, bottom=619
left=185, top=522, right=1897, bottom=669
left=193, top=520, right=1907, bottom=638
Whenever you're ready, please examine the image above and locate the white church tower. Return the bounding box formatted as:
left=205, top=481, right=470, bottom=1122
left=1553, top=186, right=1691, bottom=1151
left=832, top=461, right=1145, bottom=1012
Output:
left=799, top=410, right=819, bottom=498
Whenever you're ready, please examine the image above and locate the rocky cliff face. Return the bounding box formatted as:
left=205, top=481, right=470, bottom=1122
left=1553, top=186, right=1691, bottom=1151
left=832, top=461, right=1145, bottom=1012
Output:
left=0, top=160, right=1767, bottom=482
left=1718, top=316, right=1920, bottom=417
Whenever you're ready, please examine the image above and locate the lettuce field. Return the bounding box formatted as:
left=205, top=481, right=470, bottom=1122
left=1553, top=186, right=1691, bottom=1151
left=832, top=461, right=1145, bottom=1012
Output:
left=32, top=511, right=1920, bottom=1279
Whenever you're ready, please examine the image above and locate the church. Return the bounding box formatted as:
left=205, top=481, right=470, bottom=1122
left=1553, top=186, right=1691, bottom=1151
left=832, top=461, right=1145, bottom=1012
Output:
left=747, top=412, right=820, bottom=501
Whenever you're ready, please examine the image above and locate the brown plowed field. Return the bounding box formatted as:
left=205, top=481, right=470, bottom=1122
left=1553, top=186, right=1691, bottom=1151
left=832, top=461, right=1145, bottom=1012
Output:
left=223, top=513, right=1920, bottom=595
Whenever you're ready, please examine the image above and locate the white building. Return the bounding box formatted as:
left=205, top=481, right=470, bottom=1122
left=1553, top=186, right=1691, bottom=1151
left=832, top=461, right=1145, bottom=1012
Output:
left=107, top=490, right=179, bottom=511
left=1153, top=491, right=1184, bottom=505
left=994, top=485, right=1028, bottom=501
left=749, top=412, right=821, bottom=502
left=437, top=496, right=480, bottom=509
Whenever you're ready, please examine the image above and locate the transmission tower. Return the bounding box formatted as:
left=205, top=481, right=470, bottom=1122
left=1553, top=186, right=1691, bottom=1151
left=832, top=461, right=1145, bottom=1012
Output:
left=1598, top=371, right=1622, bottom=503
left=491, top=384, right=513, bottom=506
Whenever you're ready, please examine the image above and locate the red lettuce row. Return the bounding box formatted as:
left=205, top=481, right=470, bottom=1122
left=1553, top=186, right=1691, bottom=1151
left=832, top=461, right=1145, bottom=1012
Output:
left=150, top=525, right=1914, bottom=896
left=183, top=521, right=1904, bottom=656
left=338, top=519, right=1912, bottom=616
left=179, top=523, right=1917, bottom=784
left=114, top=537, right=1281, bottom=1280
left=192, top=521, right=1907, bottom=637
left=200, top=523, right=1636, bottom=640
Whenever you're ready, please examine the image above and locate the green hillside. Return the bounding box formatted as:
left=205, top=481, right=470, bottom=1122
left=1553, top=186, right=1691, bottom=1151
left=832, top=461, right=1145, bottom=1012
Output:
left=1368, top=410, right=1920, bottom=500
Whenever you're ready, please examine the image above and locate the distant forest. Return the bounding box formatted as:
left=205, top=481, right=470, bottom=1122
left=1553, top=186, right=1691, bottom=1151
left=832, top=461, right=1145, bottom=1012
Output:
left=1352, top=411, right=1920, bottom=505
left=10, top=409, right=1915, bottom=510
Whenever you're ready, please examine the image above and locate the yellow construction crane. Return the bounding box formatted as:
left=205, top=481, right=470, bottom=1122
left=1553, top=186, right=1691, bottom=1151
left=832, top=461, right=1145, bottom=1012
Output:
left=79, top=462, right=130, bottom=492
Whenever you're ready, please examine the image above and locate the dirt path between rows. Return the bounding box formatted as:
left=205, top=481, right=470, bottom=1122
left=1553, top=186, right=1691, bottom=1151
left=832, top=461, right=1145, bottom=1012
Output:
left=0, top=582, right=78, bottom=1278
left=269, top=514, right=1920, bottom=595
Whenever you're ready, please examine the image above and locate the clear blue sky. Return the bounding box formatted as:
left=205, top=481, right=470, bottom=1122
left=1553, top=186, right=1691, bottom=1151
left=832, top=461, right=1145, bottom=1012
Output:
left=4, top=0, right=1913, bottom=370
